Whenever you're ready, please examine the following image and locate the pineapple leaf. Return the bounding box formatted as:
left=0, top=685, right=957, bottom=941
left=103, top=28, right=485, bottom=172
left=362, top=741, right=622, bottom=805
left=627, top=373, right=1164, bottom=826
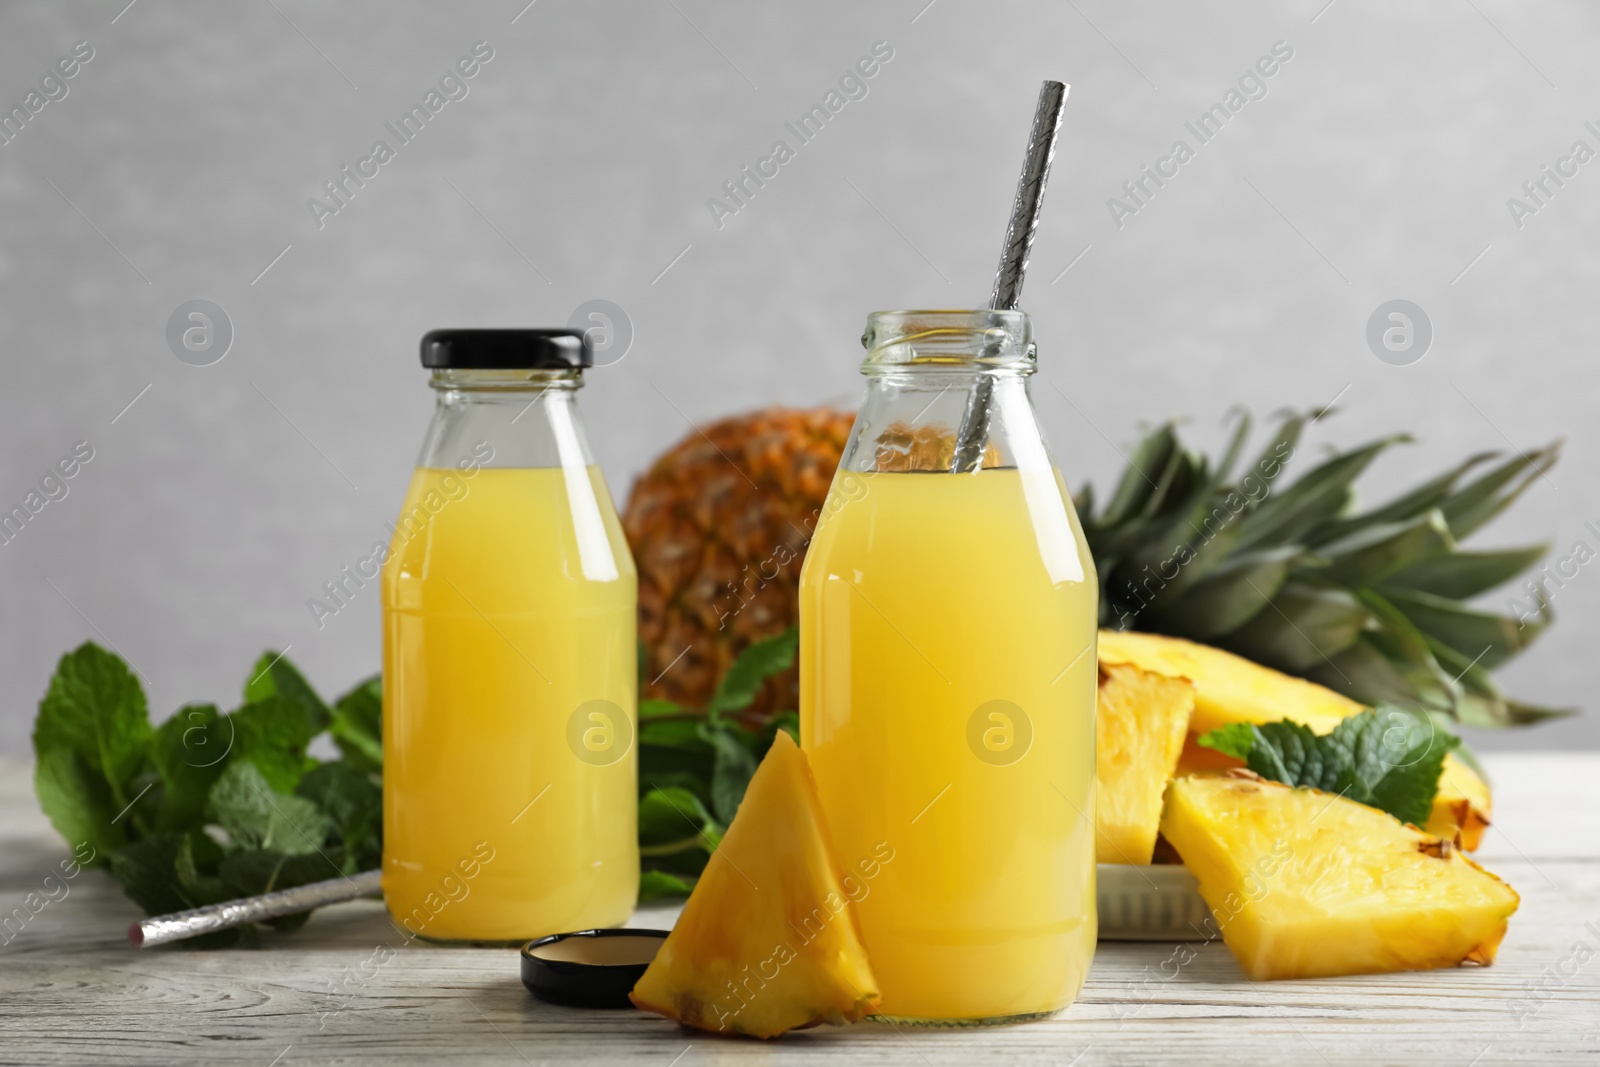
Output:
left=1149, top=546, right=1300, bottom=638
left=1351, top=589, right=1458, bottom=711
left=1231, top=435, right=1410, bottom=552
left=1308, top=636, right=1420, bottom=708
left=1224, top=581, right=1368, bottom=672
left=1383, top=544, right=1550, bottom=599
left=1383, top=586, right=1545, bottom=670
left=1086, top=412, right=1562, bottom=728
left=1243, top=410, right=1310, bottom=498
left=1213, top=408, right=1252, bottom=484
left=1317, top=509, right=1457, bottom=588
left=1310, top=451, right=1496, bottom=545
left=1440, top=443, right=1561, bottom=539
left=1136, top=433, right=1201, bottom=526
left=1099, top=424, right=1178, bottom=528
left=1502, top=698, right=1578, bottom=724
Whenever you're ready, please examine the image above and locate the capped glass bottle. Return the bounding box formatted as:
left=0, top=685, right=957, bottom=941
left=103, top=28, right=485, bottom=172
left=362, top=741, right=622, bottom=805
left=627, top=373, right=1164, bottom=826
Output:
left=381, top=329, right=638, bottom=942
left=799, top=310, right=1098, bottom=1023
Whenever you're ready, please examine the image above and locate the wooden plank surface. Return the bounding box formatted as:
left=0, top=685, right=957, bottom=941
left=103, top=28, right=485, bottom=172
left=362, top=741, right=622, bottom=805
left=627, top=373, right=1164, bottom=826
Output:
left=2, top=754, right=1597, bottom=1066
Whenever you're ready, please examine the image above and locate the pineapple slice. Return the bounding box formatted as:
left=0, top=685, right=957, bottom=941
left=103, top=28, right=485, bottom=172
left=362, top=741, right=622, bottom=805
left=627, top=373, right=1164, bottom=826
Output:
left=1426, top=755, right=1492, bottom=851
left=630, top=732, right=879, bottom=1037
left=1098, top=630, right=1362, bottom=736
left=1095, top=662, right=1194, bottom=864
left=1103, top=631, right=1494, bottom=851
left=1160, top=774, right=1519, bottom=980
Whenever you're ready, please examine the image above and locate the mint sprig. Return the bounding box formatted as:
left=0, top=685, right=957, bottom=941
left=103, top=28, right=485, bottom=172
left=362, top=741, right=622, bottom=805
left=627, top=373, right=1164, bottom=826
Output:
left=635, top=628, right=800, bottom=896
left=1198, top=705, right=1460, bottom=826
left=31, top=626, right=802, bottom=936
left=31, top=642, right=380, bottom=946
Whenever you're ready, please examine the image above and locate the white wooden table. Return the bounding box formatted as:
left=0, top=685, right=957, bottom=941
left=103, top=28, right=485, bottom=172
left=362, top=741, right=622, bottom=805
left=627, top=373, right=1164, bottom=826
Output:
left=1, top=754, right=1596, bottom=1065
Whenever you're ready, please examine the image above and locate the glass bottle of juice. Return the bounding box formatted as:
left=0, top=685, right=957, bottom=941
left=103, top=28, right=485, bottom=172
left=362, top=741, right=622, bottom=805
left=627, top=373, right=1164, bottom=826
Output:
left=381, top=329, right=638, bottom=942
left=799, top=309, right=1098, bottom=1023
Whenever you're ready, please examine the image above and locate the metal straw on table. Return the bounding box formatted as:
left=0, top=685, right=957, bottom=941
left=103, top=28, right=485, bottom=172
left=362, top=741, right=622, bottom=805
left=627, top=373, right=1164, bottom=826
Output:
left=129, top=869, right=382, bottom=948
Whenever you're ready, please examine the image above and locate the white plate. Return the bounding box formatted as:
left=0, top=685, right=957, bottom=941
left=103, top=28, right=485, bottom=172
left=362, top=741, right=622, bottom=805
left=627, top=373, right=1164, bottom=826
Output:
left=1096, top=863, right=1213, bottom=941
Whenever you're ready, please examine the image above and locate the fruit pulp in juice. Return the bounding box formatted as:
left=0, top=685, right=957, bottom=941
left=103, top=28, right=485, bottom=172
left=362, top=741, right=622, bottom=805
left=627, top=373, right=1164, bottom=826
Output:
left=799, top=467, right=1098, bottom=1021
left=381, top=465, right=638, bottom=941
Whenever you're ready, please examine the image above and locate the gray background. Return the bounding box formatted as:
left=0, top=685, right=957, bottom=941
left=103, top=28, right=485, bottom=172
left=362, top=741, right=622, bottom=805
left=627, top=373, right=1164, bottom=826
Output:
left=1, top=0, right=1595, bottom=754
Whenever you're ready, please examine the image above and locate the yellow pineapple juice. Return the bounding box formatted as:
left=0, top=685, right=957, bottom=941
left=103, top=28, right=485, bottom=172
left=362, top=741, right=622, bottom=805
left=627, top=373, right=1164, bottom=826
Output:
left=801, top=466, right=1098, bottom=1021
left=382, top=464, right=638, bottom=941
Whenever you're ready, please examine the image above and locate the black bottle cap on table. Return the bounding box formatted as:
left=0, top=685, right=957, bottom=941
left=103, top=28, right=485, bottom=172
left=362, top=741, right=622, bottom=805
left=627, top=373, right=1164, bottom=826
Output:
left=520, top=929, right=670, bottom=1010
left=420, top=328, right=591, bottom=370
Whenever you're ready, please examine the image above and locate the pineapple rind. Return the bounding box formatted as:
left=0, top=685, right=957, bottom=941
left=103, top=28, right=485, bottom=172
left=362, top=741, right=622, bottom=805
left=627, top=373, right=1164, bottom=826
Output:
left=1160, top=775, right=1519, bottom=981
left=1426, top=755, right=1493, bottom=851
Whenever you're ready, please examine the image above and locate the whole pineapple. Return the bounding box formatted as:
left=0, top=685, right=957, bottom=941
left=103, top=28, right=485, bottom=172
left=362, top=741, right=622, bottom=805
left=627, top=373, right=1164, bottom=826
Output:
left=623, top=407, right=855, bottom=719
left=1079, top=410, right=1566, bottom=727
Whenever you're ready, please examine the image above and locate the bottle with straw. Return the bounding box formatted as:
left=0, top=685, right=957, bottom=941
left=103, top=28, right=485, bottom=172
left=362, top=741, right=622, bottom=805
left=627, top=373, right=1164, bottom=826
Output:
left=798, top=79, right=1099, bottom=1024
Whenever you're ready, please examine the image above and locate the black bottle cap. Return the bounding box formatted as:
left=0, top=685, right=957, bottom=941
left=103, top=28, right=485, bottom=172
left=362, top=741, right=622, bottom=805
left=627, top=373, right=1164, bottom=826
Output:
left=520, top=929, right=669, bottom=1009
left=420, top=329, right=591, bottom=370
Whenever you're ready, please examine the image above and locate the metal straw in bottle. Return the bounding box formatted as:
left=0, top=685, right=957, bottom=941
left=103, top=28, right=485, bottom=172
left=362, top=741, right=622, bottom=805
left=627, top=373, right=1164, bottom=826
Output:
left=129, top=869, right=381, bottom=948
left=950, top=79, right=1070, bottom=474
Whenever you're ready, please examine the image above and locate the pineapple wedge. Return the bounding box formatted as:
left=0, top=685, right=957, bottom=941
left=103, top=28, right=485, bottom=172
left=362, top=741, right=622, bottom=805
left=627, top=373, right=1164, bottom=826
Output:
left=1104, top=630, right=1493, bottom=850
left=1427, top=755, right=1493, bottom=851
left=1098, top=629, right=1362, bottom=736
left=1160, top=774, right=1519, bottom=980
left=1095, top=662, right=1194, bottom=864
left=630, top=732, right=879, bottom=1037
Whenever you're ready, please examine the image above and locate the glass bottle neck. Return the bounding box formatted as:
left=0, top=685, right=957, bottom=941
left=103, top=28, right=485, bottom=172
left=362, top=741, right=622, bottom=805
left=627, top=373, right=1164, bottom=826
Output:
left=416, top=369, right=595, bottom=471
left=838, top=369, right=1053, bottom=475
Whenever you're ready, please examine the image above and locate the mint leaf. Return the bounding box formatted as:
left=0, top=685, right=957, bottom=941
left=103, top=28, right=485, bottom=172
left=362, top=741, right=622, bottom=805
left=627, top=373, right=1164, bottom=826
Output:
left=1326, top=707, right=1421, bottom=788
left=699, top=721, right=759, bottom=824
left=1195, top=721, right=1256, bottom=761
left=764, top=710, right=800, bottom=746
left=244, top=651, right=331, bottom=733
left=639, top=869, right=695, bottom=901
left=297, top=761, right=382, bottom=873
left=639, top=699, right=688, bottom=720
left=1249, top=719, right=1345, bottom=792
left=218, top=848, right=344, bottom=898
left=173, top=830, right=230, bottom=906
left=33, top=746, right=124, bottom=861
left=228, top=696, right=317, bottom=793
left=640, top=718, right=714, bottom=753
left=705, top=628, right=797, bottom=717
left=209, top=761, right=330, bottom=855
left=1196, top=707, right=1459, bottom=825
left=328, top=675, right=382, bottom=772
left=109, top=834, right=192, bottom=916
left=150, top=703, right=231, bottom=832
left=33, top=642, right=153, bottom=814
left=638, top=786, right=720, bottom=850
left=1368, top=730, right=1458, bottom=828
